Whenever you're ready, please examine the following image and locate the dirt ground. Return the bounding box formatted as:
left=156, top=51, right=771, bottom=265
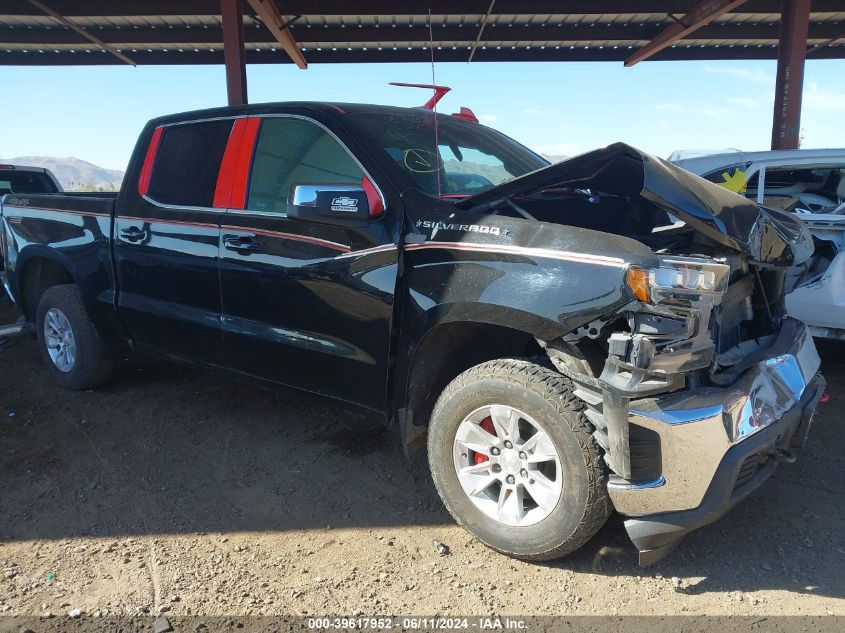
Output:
left=0, top=302, right=843, bottom=620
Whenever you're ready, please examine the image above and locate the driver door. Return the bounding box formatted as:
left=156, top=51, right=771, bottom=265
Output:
left=218, top=115, right=399, bottom=413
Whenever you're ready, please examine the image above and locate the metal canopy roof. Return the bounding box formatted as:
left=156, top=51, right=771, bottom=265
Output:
left=2, top=0, right=844, bottom=66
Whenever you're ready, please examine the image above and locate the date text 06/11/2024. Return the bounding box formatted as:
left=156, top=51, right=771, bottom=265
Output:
left=306, top=617, right=528, bottom=630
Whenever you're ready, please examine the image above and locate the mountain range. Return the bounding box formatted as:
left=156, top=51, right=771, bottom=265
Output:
left=0, top=156, right=124, bottom=192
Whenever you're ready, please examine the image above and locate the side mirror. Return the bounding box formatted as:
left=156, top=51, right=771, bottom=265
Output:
left=287, top=184, right=372, bottom=226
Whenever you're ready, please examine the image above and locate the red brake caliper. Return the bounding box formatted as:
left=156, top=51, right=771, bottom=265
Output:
left=473, top=417, right=496, bottom=464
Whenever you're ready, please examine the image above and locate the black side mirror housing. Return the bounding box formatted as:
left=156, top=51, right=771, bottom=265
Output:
left=287, top=184, right=371, bottom=226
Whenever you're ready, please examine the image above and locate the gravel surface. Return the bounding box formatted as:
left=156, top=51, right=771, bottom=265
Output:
left=0, top=303, right=843, bottom=617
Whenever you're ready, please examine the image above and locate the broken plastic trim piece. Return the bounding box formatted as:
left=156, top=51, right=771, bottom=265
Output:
left=389, top=82, right=451, bottom=110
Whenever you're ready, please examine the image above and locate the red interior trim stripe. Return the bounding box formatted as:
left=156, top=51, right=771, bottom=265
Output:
left=362, top=175, right=384, bottom=217
left=213, top=119, right=248, bottom=208
left=137, top=126, right=163, bottom=197
left=228, top=117, right=261, bottom=210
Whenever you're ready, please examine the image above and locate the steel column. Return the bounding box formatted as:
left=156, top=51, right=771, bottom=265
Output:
left=221, top=0, right=247, bottom=105
left=771, top=0, right=811, bottom=150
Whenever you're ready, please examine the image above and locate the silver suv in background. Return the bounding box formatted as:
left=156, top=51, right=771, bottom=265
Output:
left=671, top=148, right=845, bottom=340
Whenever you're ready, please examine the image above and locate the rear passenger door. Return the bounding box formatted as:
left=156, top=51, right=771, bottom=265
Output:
left=218, top=115, right=400, bottom=413
left=114, top=118, right=232, bottom=363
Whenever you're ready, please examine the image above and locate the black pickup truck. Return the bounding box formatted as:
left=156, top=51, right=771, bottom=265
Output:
left=0, top=102, right=825, bottom=565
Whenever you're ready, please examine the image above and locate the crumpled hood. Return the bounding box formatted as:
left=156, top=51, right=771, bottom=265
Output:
left=458, top=142, right=813, bottom=266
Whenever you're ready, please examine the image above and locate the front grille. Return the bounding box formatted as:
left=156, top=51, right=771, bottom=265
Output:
left=734, top=453, right=761, bottom=489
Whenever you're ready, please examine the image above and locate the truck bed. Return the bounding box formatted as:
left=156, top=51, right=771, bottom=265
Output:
left=1, top=191, right=117, bottom=217
left=0, top=191, right=119, bottom=343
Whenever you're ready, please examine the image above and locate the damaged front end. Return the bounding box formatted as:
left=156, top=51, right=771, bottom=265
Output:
left=548, top=254, right=823, bottom=564
left=464, top=144, right=825, bottom=564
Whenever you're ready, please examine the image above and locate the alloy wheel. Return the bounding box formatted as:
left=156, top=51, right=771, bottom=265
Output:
left=452, top=404, right=564, bottom=527
left=43, top=307, right=76, bottom=373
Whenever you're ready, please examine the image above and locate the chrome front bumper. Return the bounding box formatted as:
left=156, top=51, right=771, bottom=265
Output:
left=608, top=319, right=821, bottom=517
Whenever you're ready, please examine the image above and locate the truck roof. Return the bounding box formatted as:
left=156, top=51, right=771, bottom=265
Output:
left=147, top=101, right=468, bottom=127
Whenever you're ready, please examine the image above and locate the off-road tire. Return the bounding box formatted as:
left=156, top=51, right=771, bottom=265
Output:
left=35, top=284, right=114, bottom=390
left=427, top=358, right=612, bottom=561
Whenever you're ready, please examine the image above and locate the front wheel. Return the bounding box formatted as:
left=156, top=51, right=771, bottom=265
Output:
left=427, top=359, right=611, bottom=561
left=36, top=284, right=114, bottom=390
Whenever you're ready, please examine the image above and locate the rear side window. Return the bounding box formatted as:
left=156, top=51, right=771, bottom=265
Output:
left=247, top=118, right=364, bottom=213
left=147, top=119, right=233, bottom=207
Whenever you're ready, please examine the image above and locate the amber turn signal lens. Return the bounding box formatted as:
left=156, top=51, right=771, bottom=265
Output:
left=626, top=267, right=650, bottom=303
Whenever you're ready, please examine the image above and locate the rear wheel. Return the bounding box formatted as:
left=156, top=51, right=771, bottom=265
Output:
left=427, top=359, right=611, bottom=561
left=35, top=284, right=114, bottom=390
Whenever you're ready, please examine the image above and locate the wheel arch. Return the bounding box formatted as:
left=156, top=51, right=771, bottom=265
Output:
left=394, top=312, right=553, bottom=457
left=15, top=247, right=80, bottom=321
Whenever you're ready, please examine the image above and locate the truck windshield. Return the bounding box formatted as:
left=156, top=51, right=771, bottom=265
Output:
left=345, top=110, right=547, bottom=198
left=0, top=170, right=59, bottom=194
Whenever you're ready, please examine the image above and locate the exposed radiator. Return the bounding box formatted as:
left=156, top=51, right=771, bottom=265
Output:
left=716, top=275, right=754, bottom=352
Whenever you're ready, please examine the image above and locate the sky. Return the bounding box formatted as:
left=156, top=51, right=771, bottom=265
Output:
left=1, top=58, right=844, bottom=171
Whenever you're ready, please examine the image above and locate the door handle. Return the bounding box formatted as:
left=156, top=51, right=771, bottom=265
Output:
left=223, top=234, right=262, bottom=253
left=119, top=226, right=147, bottom=242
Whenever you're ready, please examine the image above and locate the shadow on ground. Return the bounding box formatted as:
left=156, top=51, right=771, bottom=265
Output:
left=1, top=304, right=843, bottom=600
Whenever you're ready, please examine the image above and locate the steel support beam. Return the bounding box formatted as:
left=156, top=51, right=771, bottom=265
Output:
left=807, top=31, right=845, bottom=56
left=25, top=0, right=135, bottom=65
left=4, top=22, right=845, bottom=49
left=625, top=0, right=750, bottom=66
left=771, top=0, right=811, bottom=150
left=221, top=0, right=248, bottom=105
left=7, top=44, right=845, bottom=66
left=3, top=1, right=845, bottom=17
left=2, top=22, right=845, bottom=47
left=245, top=0, right=307, bottom=69
left=468, top=0, right=496, bottom=63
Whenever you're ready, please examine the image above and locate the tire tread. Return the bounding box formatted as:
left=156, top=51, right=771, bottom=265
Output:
left=429, top=358, right=612, bottom=561
left=36, top=284, right=114, bottom=390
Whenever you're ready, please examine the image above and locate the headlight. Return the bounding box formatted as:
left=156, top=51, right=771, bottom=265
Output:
left=627, top=257, right=730, bottom=304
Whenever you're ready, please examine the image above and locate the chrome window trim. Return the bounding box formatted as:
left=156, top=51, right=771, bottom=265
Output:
left=157, top=114, right=247, bottom=128
left=225, top=208, right=287, bottom=219
left=139, top=194, right=226, bottom=214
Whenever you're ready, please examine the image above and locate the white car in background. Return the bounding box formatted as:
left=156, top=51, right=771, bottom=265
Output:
left=671, top=148, right=845, bottom=340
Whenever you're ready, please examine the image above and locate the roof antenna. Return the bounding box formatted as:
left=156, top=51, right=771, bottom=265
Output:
left=428, top=9, right=442, bottom=198
left=390, top=14, right=478, bottom=197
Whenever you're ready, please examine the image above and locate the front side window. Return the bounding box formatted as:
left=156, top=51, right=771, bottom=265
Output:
left=247, top=118, right=364, bottom=213
left=147, top=119, right=233, bottom=207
